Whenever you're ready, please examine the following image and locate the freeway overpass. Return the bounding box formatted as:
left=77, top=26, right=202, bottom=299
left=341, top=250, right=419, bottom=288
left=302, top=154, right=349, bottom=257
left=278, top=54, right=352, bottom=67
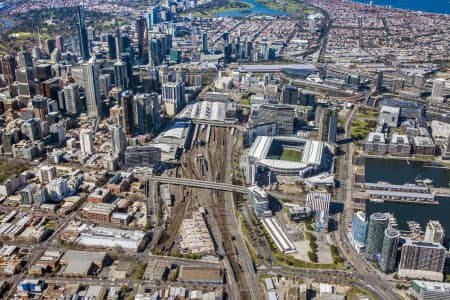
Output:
left=143, top=176, right=248, bottom=194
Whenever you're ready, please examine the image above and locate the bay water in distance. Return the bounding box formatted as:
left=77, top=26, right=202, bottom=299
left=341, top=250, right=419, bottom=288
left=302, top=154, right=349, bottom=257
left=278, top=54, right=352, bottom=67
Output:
left=353, top=0, right=450, bottom=14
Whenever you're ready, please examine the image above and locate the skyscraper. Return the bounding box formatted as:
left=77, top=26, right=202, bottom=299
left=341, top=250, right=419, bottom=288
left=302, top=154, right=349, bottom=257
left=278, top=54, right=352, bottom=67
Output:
left=99, top=74, right=111, bottom=96
left=79, top=128, right=94, bottom=154
left=107, top=33, right=117, bottom=60
left=306, top=192, right=331, bottom=232
left=55, top=35, right=64, bottom=52
left=424, top=220, right=445, bottom=245
left=121, top=90, right=134, bottom=135
left=318, top=107, right=338, bottom=144
left=77, top=6, right=90, bottom=60
left=375, top=71, right=384, bottom=92
left=162, top=81, right=185, bottom=116
left=0, top=55, right=17, bottom=86
left=16, top=51, right=33, bottom=68
left=351, top=211, right=368, bottom=253
left=114, top=60, right=128, bottom=90
left=399, top=240, right=446, bottom=281
left=63, top=84, right=81, bottom=115
left=110, top=123, right=127, bottom=157
left=281, top=84, right=299, bottom=105
left=16, top=67, right=36, bottom=100
left=82, top=57, right=102, bottom=117
left=202, top=32, right=208, bottom=54
left=134, top=93, right=160, bottom=134
left=135, top=16, right=147, bottom=59
left=365, top=212, right=388, bottom=262
left=146, top=6, right=159, bottom=28
left=379, top=229, right=400, bottom=273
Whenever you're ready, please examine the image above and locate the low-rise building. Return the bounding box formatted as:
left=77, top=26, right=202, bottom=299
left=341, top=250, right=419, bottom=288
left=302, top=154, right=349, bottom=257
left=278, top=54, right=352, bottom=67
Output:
left=87, top=188, right=112, bottom=203
left=410, top=280, right=450, bottom=300
left=60, top=250, right=107, bottom=277
left=82, top=203, right=116, bottom=223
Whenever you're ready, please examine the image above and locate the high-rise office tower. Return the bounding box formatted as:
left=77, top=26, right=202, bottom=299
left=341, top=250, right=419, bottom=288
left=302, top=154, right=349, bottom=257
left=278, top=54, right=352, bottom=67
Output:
left=375, top=71, right=384, bottom=92
left=121, top=90, right=134, bottom=135
left=51, top=48, right=61, bottom=63
left=21, top=118, right=43, bottom=141
left=106, top=34, right=117, bottom=60
left=32, top=47, right=41, bottom=60
left=39, top=78, right=60, bottom=101
left=110, top=123, right=127, bottom=157
left=134, top=93, right=160, bottom=135
left=0, top=55, right=17, bottom=86
left=35, top=64, right=52, bottom=82
left=379, top=229, right=400, bottom=273
left=162, top=81, right=185, bottom=116
left=16, top=67, right=36, bottom=100
left=365, top=212, right=388, bottom=262
left=399, top=240, right=446, bottom=281
left=424, top=220, right=445, bottom=244
left=146, top=6, right=159, bottom=28
left=135, top=16, right=147, bottom=59
left=114, top=60, right=128, bottom=90
left=121, top=35, right=131, bottom=53
left=351, top=211, right=368, bottom=253
left=55, top=35, right=64, bottom=52
left=306, top=192, right=331, bottom=232
left=120, top=53, right=134, bottom=89
left=318, top=107, right=338, bottom=144
left=38, top=165, right=57, bottom=184
left=50, top=122, right=66, bottom=145
left=431, top=78, right=446, bottom=98
left=63, top=84, right=81, bottom=115
left=87, top=26, right=96, bottom=41
left=99, top=74, right=111, bottom=97
left=79, top=128, right=94, bottom=154
left=82, top=57, right=102, bottom=117
left=281, top=84, right=299, bottom=105
left=77, top=6, right=90, bottom=60
left=114, top=19, right=123, bottom=56
left=202, top=32, right=208, bottom=54
left=31, top=95, right=49, bottom=120
left=16, top=51, right=33, bottom=68
left=44, top=39, right=56, bottom=55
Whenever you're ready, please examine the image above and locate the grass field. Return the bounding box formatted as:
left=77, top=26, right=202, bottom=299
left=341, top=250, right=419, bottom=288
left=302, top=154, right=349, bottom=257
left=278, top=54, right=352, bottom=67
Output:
left=346, top=287, right=377, bottom=300
left=0, top=160, right=30, bottom=183
left=281, top=149, right=303, bottom=162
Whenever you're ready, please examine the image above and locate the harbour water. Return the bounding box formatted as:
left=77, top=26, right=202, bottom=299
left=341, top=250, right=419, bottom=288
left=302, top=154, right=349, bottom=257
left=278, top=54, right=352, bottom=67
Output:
left=353, top=0, right=450, bottom=14
left=214, top=0, right=289, bottom=17
left=364, top=158, right=450, bottom=237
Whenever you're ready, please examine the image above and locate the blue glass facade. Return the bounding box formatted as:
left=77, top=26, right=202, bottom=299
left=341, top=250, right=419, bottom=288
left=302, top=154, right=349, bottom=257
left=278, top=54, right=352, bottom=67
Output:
left=351, top=212, right=368, bottom=246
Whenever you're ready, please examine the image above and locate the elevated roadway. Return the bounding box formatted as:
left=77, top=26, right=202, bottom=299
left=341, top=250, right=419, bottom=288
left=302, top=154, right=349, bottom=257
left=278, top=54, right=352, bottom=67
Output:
left=142, top=176, right=248, bottom=194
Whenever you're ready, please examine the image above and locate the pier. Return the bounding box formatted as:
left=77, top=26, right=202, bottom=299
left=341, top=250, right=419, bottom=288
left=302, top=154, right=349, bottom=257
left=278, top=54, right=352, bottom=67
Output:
left=361, top=182, right=437, bottom=204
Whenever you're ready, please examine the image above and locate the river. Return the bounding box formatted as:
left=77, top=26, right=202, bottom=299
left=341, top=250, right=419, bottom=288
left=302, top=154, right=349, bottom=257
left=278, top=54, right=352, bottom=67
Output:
left=214, top=0, right=289, bottom=17
left=364, top=158, right=450, bottom=237
left=352, top=0, right=450, bottom=14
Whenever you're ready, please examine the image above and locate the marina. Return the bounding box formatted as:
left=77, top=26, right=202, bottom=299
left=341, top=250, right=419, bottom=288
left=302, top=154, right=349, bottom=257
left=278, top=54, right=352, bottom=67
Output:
left=364, top=158, right=450, bottom=238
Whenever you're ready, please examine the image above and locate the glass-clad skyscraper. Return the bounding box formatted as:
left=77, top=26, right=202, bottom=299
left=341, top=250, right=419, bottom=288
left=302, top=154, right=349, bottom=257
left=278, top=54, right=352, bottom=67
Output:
left=365, top=212, right=388, bottom=262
